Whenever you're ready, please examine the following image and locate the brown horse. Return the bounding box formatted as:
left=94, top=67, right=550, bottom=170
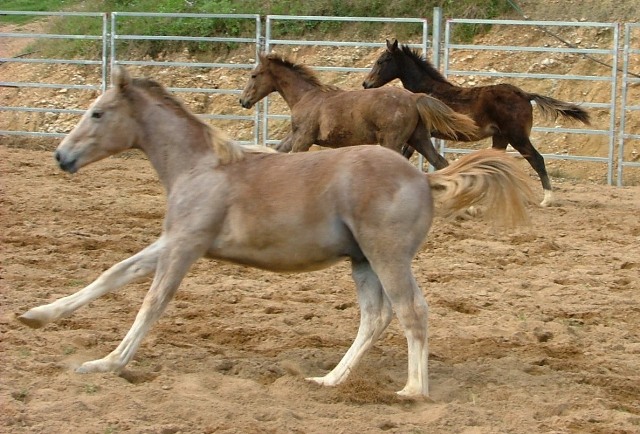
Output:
left=18, top=66, right=534, bottom=398
left=240, top=52, right=477, bottom=168
left=363, top=39, right=591, bottom=206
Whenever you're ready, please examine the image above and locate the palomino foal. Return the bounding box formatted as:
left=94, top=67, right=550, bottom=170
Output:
left=18, top=66, right=534, bottom=398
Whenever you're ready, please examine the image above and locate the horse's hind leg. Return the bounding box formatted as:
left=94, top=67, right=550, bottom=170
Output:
left=498, top=134, right=552, bottom=206
left=408, top=129, right=449, bottom=170
left=18, top=239, right=164, bottom=329
left=75, top=242, right=204, bottom=374
left=374, top=262, right=429, bottom=397
left=307, top=259, right=393, bottom=387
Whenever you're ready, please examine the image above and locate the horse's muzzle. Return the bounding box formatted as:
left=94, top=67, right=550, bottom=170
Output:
left=239, top=98, right=253, bottom=109
left=54, top=150, right=78, bottom=174
left=362, top=81, right=373, bottom=89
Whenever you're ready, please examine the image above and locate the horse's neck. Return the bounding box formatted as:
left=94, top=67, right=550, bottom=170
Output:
left=399, top=58, right=454, bottom=95
left=137, top=106, right=217, bottom=191
left=272, top=65, right=321, bottom=108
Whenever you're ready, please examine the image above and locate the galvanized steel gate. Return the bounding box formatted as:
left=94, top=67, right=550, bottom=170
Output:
left=0, top=11, right=108, bottom=139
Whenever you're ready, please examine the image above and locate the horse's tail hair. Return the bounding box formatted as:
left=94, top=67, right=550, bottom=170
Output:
left=528, top=93, right=591, bottom=125
left=415, top=94, right=478, bottom=140
left=426, top=149, right=536, bottom=227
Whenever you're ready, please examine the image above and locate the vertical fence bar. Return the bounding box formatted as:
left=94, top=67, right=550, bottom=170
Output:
left=617, top=23, right=640, bottom=185
left=606, top=23, right=620, bottom=185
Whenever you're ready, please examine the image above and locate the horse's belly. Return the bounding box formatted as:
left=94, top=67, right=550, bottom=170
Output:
left=207, top=222, right=357, bottom=273
left=316, top=118, right=377, bottom=147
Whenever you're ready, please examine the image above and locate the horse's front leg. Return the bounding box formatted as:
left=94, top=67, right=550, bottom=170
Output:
left=18, top=239, right=165, bottom=329
left=75, top=242, right=204, bottom=374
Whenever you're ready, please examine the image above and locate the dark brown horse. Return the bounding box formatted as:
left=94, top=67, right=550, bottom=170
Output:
left=363, top=39, right=591, bottom=206
left=240, top=52, right=478, bottom=168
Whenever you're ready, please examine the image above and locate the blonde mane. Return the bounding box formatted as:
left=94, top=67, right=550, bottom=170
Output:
left=130, top=78, right=247, bottom=164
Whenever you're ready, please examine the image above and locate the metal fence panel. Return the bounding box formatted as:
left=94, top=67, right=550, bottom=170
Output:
left=110, top=12, right=261, bottom=145
left=1, top=11, right=637, bottom=186
left=0, top=11, right=108, bottom=138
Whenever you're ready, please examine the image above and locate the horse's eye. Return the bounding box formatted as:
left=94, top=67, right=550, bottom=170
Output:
left=251, top=74, right=257, bottom=79
left=92, top=111, right=103, bottom=119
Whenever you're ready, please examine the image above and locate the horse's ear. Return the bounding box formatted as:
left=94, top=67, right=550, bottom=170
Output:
left=386, top=39, right=399, bottom=52
left=111, top=65, right=131, bottom=91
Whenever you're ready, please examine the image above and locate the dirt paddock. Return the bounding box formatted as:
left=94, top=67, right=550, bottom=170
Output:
left=1, top=143, right=639, bottom=433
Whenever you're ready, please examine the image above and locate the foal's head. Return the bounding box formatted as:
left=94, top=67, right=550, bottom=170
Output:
left=363, top=39, right=449, bottom=90
left=362, top=39, right=404, bottom=89
left=55, top=66, right=140, bottom=173
left=239, top=53, right=279, bottom=109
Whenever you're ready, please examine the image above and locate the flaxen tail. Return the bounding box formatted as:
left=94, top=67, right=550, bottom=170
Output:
left=426, top=149, right=536, bottom=227
left=415, top=94, right=478, bottom=140
left=528, top=93, right=591, bottom=125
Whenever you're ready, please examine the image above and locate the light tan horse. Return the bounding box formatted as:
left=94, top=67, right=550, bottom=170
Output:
left=239, top=52, right=477, bottom=168
left=18, top=66, right=534, bottom=398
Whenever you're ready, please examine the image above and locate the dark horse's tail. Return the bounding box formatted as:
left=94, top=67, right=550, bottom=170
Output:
left=527, top=93, right=591, bottom=125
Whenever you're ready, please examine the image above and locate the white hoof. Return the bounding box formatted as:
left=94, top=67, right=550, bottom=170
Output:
left=396, top=386, right=428, bottom=398
left=17, top=306, right=55, bottom=329
left=305, top=376, right=332, bottom=387
left=540, top=189, right=554, bottom=207
left=75, top=358, right=121, bottom=374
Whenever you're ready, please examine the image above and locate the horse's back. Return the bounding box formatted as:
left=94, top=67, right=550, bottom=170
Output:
left=300, top=87, right=421, bottom=147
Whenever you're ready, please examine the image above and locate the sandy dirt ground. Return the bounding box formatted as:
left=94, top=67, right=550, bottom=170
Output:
left=1, top=142, right=639, bottom=433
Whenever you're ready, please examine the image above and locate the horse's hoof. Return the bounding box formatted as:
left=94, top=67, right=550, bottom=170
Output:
left=396, top=387, right=429, bottom=399
left=540, top=190, right=554, bottom=207
left=75, top=365, right=91, bottom=374
left=75, top=357, right=121, bottom=374
left=16, top=311, right=46, bottom=329
left=305, top=376, right=328, bottom=386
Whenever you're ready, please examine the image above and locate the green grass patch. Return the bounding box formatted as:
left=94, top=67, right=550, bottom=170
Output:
left=1, top=0, right=73, bottom=24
